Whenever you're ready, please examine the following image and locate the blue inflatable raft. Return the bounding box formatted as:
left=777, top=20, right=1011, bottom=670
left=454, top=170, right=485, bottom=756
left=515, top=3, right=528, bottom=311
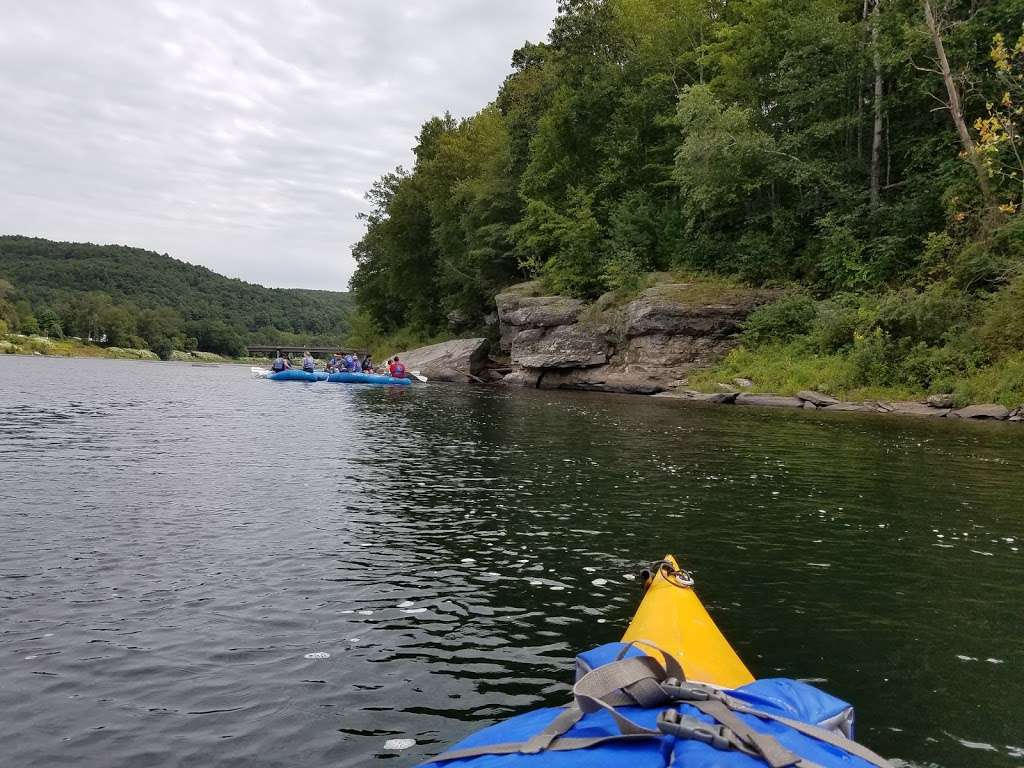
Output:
left=267, top=369, right=411, bottom=385
left=418, top=558, right=893, bottom=768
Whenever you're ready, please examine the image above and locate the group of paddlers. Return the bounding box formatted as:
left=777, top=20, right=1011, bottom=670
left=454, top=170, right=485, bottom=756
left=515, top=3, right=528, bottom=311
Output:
left=270, top=350, right=408, bottom=378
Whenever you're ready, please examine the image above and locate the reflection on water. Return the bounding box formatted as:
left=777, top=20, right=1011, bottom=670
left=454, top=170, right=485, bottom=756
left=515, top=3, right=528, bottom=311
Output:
left=0, top=356, right=1021, bottom=767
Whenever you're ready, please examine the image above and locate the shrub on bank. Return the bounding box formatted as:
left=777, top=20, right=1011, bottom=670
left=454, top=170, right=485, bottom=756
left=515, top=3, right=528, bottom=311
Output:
left=697, top=282, right=1024, bottom=405
left=741, top=294, right=817, bottom=346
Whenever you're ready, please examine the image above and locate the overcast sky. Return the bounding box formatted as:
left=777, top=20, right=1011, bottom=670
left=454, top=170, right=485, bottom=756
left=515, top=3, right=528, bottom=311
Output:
left=0, top=1, right=556, bottom=290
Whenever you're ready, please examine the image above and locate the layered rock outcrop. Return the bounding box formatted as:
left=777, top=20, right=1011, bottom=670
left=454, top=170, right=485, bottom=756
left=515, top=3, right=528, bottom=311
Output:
left=496, top=283, right=779, bottom=393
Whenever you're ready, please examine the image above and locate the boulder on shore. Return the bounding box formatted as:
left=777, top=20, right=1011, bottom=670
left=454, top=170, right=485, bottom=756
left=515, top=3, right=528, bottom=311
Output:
left=735, top=393, right=805, bottom=408
left=499, top=369, right=542, bottom=388
left=926, top=393, right=955, bottom=409
left=823, top=402, right=877, bottom=412
left=949, top=404, right=1010, bottom=420
left=888, top=401, right=950, bottom=417
left=797, top=390, right=839, bottom=407
left=537, top=366, right=665, bottom=395
left=511, top=324, right=611, bottom=369
left=396, top=338, right=489, bottom=381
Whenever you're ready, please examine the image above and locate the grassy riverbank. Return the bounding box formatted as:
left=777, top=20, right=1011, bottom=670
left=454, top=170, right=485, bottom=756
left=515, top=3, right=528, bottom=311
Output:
left=0, top=333, right=269, bottom=365
left=687, top=290, right=1024, bottom=408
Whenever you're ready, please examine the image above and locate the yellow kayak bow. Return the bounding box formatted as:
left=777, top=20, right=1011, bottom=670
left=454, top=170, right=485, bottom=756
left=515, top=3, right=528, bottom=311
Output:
left=621, top=555, right=755, bottom=689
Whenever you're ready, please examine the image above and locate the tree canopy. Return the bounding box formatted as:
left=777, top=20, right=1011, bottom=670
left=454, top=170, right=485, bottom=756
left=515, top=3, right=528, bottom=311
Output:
left=350, top=0, right=1024, bottom=335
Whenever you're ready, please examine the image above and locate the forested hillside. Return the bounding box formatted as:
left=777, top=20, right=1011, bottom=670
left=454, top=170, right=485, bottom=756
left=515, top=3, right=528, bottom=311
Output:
left=351, top=0, right=1024, bottom=403
left=0, top=236, right=352, bottom=357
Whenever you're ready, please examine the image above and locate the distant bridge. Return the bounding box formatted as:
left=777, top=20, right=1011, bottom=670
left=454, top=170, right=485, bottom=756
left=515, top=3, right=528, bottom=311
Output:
left=246, top=346, right=366, bottom=358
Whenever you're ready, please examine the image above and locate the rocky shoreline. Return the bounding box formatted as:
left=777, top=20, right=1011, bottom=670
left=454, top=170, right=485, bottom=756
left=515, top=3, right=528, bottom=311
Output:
left=396, top=282, right=1022, bottom=424
left=651, top=387, right=1020, bottom=422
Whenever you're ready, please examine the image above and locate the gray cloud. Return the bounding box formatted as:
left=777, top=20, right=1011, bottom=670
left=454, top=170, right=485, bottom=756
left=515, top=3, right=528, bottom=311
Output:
left=0, top=0, right=555, bottom=289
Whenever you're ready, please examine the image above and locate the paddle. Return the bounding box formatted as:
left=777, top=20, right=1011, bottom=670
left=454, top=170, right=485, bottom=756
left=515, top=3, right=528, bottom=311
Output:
left=410, top=370, right=428, bottom=383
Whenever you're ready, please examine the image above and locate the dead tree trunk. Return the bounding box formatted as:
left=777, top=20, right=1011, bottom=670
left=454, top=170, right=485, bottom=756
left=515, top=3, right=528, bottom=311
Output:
left=870, top=0, right=884, bottom=209
left=922, top=0, right=994, bottom=206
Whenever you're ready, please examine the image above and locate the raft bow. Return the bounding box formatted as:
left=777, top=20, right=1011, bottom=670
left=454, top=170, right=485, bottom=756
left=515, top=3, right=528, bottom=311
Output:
left=420, top=555, right=893, bottom=768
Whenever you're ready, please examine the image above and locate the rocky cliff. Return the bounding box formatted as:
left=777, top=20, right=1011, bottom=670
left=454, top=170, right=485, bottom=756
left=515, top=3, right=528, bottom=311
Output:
left=494, top=283, right=780, bottom=394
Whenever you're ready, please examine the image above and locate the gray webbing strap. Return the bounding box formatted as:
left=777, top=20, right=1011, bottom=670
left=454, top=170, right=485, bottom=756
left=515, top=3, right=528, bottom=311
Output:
left=719, top=696, right=893, bottom=768
left=423, top=733, right=658, bottom=763
left=689, top=699, right=808, bottom=768
left=661, top=680, right=892, bottom=768
left=424, top=652, right=674, bottom=764
left=575, top=654, right=672, bottom=708
left=614, top=639, right=686, bottom=682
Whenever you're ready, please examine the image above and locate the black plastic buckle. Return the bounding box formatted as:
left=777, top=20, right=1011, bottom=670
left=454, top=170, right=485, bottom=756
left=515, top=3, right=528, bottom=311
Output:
left=657, top=709, right=733, bottom=751
left=661, top=678, right=715, bottom=701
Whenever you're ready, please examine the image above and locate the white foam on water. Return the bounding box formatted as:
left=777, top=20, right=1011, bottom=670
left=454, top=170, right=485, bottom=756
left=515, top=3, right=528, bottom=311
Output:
left=348, top=637, right=361, bottom=643
left=591, top=578, right=608, bottom=586
left=622, top=574, right=635, bottom=581
left=402, top=608, right=427, bottom=614
left=550, top=585, right=565, bottom=591
left=384, top=738, right=417, bottom=751
left=304, top=652, right=330, bottom=660
left=397, top=601, right=415, bottom=608
left=986, top=658, right=1005, bottom=664
left=461, top=558, right=476, bottom=564
left=970, top=550, right=995, bottom=557
left=806, top=562, right=831, bottom=568
left=24, top=655, right=37, bottom=660
left=43, top=633, right=53, bottom=637
left=956, top=654, right=977, bottom=661
left=597, top=618, right=607, bottom=624
left=953, top=736, right=998, bottom=752
left=357, top=610, right=374, bottom=615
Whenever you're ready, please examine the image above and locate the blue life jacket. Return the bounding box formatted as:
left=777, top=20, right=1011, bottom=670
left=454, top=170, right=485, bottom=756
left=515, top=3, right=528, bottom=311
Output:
left=418, top=642, right=890, bottom=768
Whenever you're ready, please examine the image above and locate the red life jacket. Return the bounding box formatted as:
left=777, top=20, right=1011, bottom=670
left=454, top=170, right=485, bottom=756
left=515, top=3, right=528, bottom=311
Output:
left=393, top=362, right=406, bottom=377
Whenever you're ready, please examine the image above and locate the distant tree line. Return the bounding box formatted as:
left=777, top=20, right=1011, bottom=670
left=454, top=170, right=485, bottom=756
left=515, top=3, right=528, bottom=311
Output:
left=0, top=236, right=352, bottom=358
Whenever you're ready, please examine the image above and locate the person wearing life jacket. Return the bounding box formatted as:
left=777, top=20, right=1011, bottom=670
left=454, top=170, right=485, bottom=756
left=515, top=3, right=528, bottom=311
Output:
left=271, top=351, right=291, bottom=372
left=350, top=354, right=363, bottom=373
left=361, top=354, right=373, bottom=373
left=327, top=352, right=342, bottom=373
left=391, top=355, right=407, bottom=379
left=302, top=350, right=316, bottom=372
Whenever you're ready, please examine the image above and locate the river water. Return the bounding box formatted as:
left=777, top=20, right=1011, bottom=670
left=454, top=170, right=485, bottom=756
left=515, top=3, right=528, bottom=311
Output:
left=0, top=356, right=1021, bottom=768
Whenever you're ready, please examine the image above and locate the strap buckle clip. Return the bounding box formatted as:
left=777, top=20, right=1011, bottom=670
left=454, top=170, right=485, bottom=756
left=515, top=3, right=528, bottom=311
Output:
left=661, top=678, right=716, bottom=701
left=657, top=709, right=734, bottom=751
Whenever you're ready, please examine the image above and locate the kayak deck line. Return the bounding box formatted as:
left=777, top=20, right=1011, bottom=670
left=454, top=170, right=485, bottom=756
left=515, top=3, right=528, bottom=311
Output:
left=622, top=555, right=755, bottom=689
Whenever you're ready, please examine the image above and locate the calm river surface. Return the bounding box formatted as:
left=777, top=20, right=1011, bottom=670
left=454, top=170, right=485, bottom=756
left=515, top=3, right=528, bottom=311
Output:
left=1, top=356, right=1022, bottom=767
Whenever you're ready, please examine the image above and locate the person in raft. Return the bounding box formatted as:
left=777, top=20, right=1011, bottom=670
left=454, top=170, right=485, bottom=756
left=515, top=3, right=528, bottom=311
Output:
left=361, top=353, right=373, bottom=373
left=271, top=350, right=291, bottom=372
left=389, top=356, right=407, bottom=379
left=302, top=350, right=316, bottom=372
left=327, top=352, right=342, bottom=373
